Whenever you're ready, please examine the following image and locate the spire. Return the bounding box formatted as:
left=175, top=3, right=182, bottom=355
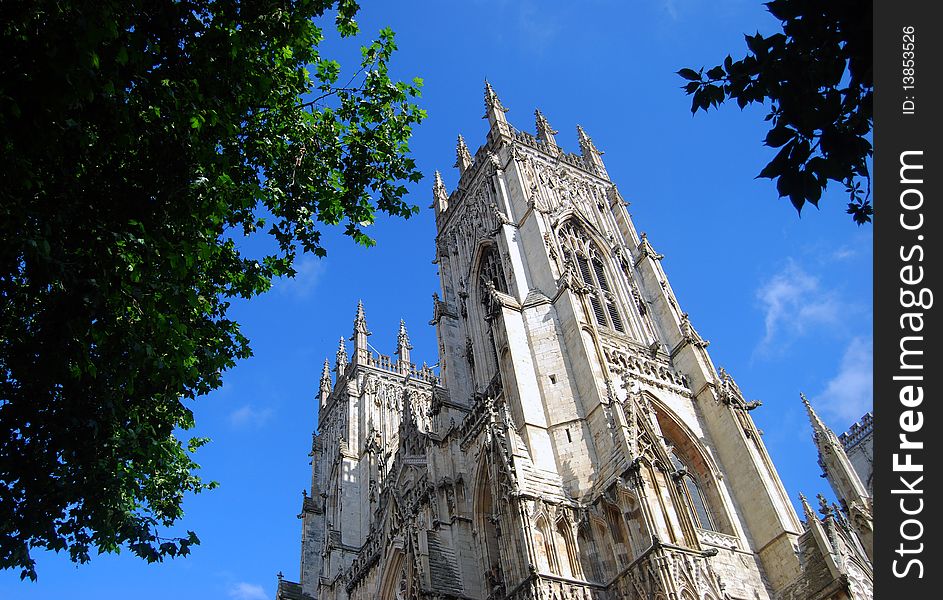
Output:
left=535, top=109, right=558, bottom=147
left=352, top=300, right=371, bottom=364
left=798, top=493, right=817, bottom=523
left=454, top=135, right=472, bottom=174
left=335, top=336, right=348, bottom=375
left=396, top=319, right=412, bottom=369
left=354, top=300, right=368, bottom=334
left=320, top=358, right=332, bottom=387
left=319, top=358, right=332, bottom=408
left=576, top=125, right=608, bottom=177
left=800, top=392, right=831, bottom=443
left=800, top=392, right=872, bottom=559
left=432, top=170, right=449, bottom=213
left=483, top=80, right=508, bottom=127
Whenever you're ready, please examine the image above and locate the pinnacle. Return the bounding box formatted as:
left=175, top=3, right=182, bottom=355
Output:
left=534, top=108, right=558, bottom=137
left=483, top=80, right=508, bottom=115
left=321, top=358, right=331, bottom=378
left=800, top=392, right=829, bottom=438
left=798, top=492, right=817, bottom=522
left=484, top=80, right=497, bottom=105
left=454, top=134, right=472, bottom=172
left=577, top=124, right=591, bottom=143
left=397, top=319, right=412, bottom=350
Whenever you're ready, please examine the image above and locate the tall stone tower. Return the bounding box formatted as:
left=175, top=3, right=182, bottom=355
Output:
left=801, top=394, right=874, bottom=561
left=277, top=84, right=873, bottom=600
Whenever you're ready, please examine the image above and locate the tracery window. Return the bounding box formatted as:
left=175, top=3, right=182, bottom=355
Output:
left=669, top=450, right=715, bottom=531
left=559, top=221, right=625, bottom=333
left=478, top=245, right=508, bottom=306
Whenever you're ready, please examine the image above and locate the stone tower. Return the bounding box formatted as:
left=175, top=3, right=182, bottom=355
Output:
left=278, top=84, right=873, bottom=600
left=801, top=394, right=874, bottom=562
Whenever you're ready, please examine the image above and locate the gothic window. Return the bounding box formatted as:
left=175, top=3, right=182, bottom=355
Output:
left=559, top=221, right=625, bottom=333
left=477, top=244, right=507, bottom=305
left=670, top=450, right=715, bottom=531
left=475, top=463, right=502, bottom=575
left=552, top=519, right=578, bottom=578
left=578, top=524, right=603, bottom=582
left=534, top=516, right=554, bottom=572
left=605, top=504, right=631, bottom=567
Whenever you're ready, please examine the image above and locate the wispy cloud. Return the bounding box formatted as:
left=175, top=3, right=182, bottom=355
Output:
left=229, top=404, right=274, bottom=429
left=812, top=336, right=873, bottom=423
left=228, top=582, right=268, bottom=600
left=517, top=2, right=562, bottom=53
left=275, top=255, right=325, bottom=299
left=660, top=0, right=680, bottom=20
left=755, top=259, right=843, bottom=352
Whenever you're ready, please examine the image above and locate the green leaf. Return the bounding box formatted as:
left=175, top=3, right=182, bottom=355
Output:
left=677, top=68, right=701, bottom=81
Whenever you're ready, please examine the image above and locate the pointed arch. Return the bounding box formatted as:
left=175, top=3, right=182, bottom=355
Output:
left=556, top=218, right=626, bottom=333
left=553, top=513, right=579, bottom=578
left=577, top=521, right=604, bottom=582
left=533, top=514, right=554, bottom=573
left=378, top=548, right=406, bottom=600
left=646, top=393, right=736, bottom=535
left=472, top=455, right=502, bottom=575
left=468, top=240, right=508, bottom=299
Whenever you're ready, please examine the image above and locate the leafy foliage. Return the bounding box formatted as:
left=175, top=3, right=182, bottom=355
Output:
left=0, top=0, right=424, bottom=579
left=679, top=0, right=872, bottom=224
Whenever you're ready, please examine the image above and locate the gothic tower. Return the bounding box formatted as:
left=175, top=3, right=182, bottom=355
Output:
left=801, top=393, right=874, bottom=561
left=278, top=84, right=873, bottom=600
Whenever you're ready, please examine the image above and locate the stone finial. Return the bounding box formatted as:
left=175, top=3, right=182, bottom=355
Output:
left=483, top=80, right=508, bottom=126
left=335, top=336, right=348, bottom=374
left=352, top=300, right=371, bottom=364
left=454, top=135, right=472, bottom=174
left=396, top=319, right=412, bottom=367
left=535, top=109, right=558, bottom=146
left=800, top=392, right=829, bottom=443
left=319, top=358, right=332, bottom=406
left=320, top=358, right=331, bottom=388
left=432, top=170, right=449, bottom=212
left=817, top=494, right=834, bottom=518
left=577, top=125, right=608, bottom=177
left=798, top=492, right=817, bottom=523
left=354, top=300, right=369, bottom=334
left=576, top=125, right=596, bottom=153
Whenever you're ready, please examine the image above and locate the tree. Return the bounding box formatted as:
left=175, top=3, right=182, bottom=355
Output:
left=0, top=0, right=424, bottom=579
left=678, top=0, right=872, bottom=224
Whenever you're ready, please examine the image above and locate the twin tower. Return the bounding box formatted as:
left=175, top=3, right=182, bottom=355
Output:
left=278, top=84, right=873, bottom=600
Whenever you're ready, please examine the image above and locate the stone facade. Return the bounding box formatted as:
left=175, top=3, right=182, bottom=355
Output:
left=277, top=85, right=873, bottom=600
left=839, top=413, right=873, bottom=496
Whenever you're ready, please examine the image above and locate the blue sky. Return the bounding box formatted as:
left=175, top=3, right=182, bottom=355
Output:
left=2, top=2, right=873, bottom=598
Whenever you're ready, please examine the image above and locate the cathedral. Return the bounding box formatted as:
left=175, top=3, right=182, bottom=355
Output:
left=276, top=84, right=873, bottom=600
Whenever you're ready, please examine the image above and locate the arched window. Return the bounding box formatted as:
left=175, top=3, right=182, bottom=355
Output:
left=477, top=244, right=507, bottom=304
left=533, top=516, right=554, bottom=572
left=669, top=450, right=715, bottom=531
left=559, top=221, right=625, bottom=333
left=475, top=463, right=502, bottom=575
left=577, top=524, right=603, bottom=582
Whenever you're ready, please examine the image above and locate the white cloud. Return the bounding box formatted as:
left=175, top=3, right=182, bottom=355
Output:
left=812, top=337, right=873, bottom=423
left=228, top=582, right=268, bottom=600
left=755, top=259, right=843, bottom=352
left=229, top=404, right=274, bottom=429
left=830, top=246, right=857, bottom=261
left=517, top=2, right=562, bottom=53
left=661, top=0, right=680, bottom=20
left=276, top=255, right=325, bottom=299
